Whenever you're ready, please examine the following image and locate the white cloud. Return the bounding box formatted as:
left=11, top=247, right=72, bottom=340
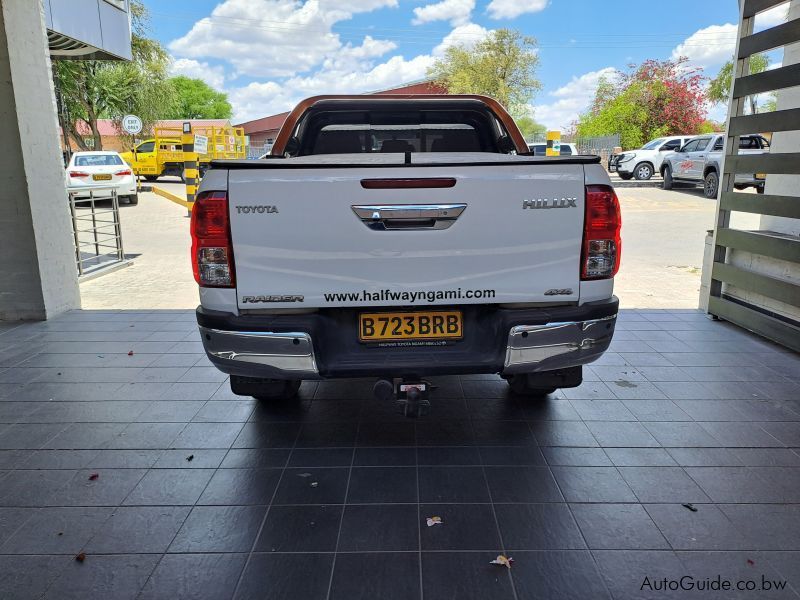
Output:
left=412, top=0, right=474, bottom=26
left=486, top=0, right=547, bottom=20
left=433, top=22, right=491, bottom=56
left=170, top=58, right=226, bottom=89
left=671, top=23, right=738, bottom=68
left=168, top=0, right=398, bottom=78
left=755, top=3, right=788, bottom=29
left=531, top=67, right=617, bottom=131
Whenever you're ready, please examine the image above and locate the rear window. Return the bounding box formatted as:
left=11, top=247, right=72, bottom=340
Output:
left=74, top=154, right=123, bottom=167
left=295, top=105, right=504, bottom=155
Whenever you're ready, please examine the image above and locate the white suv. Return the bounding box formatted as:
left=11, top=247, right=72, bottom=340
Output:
left=613, top=135, right=692, bottom=180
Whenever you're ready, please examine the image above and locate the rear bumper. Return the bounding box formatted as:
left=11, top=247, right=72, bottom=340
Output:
left=197, top=297, right=618, bottom=380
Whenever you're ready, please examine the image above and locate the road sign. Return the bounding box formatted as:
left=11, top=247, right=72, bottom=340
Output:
left=122, top=114, right=142, bottom=135
left=194, top=134, right=209, bottom=155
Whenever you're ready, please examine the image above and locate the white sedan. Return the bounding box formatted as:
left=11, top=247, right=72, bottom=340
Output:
left=66, top=151, right=138, bottom=205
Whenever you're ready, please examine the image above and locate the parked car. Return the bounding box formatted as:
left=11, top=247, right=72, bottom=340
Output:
left=611, top=135, right=692, bottom=180
left=66, top=151, right=138, bottom=205
left=528, top=142, right=578, bottom=156
left=660, top=133, right=769, bottom=198
left=191, top=95, right=621, bottom=410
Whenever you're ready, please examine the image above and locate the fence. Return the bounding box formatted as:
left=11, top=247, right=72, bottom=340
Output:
left=68, top=186, right=129, bottom=278
left=524, top=133, right=621, bottom=166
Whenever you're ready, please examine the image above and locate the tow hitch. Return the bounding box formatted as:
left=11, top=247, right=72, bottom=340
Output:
left=373, top=378, right=431, bottom=418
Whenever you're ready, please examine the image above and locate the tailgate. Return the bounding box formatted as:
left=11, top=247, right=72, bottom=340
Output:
left=228, top=162, right=586, bottom=309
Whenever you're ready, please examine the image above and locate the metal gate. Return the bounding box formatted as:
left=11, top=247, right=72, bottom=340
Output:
left=68, top=186, right=129, bottom=278
left=706, top=0, right=800, bottom=351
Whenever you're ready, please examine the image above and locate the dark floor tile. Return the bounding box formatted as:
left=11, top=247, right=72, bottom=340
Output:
left=719, top=504, right=800, bottom=551
left=522, top=398, right=581, bottom=421
left=87, top=449, right=161, bottom=469
left=338, top=504, right=418, bottom=551
left=272, top=467, right=349, bottom=505
left=0, top=506, right=112, bottom=554
left=420, top=503, right=500, bottom=550
left=587, top=421, right=660, bottom=447
left=699, top=421, right=784, bottom=448
left=43, top=422, right=129, bottom=450
left=732, top=448, right=800, bottom=466
left=193, top=400, right=255, bottom=423
left=645, top=504, right=751, bottom=550
left=108, top=422, right=185, bottom=449
left=0, top=469, right=78, bottom=507
left=55, top=468, right=148, bottom=506
left=43, top=554, right=160, bottom=600
left=495, top=503, right=585, bottom=550
left=421, top=552, right=515, bottom=600
left=512, top=550, right=612, bottom=600
left=346, top=466, right=417, bottom=503
left=418, top=466, right=490, bottom=502
left=416, top=419, right=475, bottom=445
left=352, top=447, right=415, bottom=466
left=330, top=552, right=420, bottom=600
left=296, top=422, right=358, bottom=448
left=643, top=422, right=721, bottom=447
left=153, top=448, right=227, bottom=469
left=0, top=423, right=67, bottom=449
left=220, top=448, right=291, bottom=469
left=466, top=397, right=524, bottom=420
left=763, top=552, right=800, bottom=594
left=541, top=446, right=612, bottom=466
left=137, top=400, right=205, bottom=422
left=472, top=420, right=535, bottom=445
left=0, top=507, right=34, bottom=547
left=571, top=399, right=635, bottom=421
left=551, top=466, right=636, bottom=502
left=604, top=447, right=677, bottom=467
left=234, top=553, right=333, bottom=600
left=255, top=505, right=342, bottom=552
left=138, top=553, right=246, bottom=600
left=621, top=399, right=692, bottom=422
left=170, top=422, right=244, bottom=449
left=666, top=447, right=743, bottom=467
left=197, top=468, right=282, bottom=505
left=685, top=467, right=785, bottom=503
left=571, top=504, right=669, bottom=550
left=123, top=469, right=215, bottom=505
left=169, top=505, right=266, bottom=552
left=592, top=550, right=687, bottom=600
left=287, top=447, right=353, bottom=467
left=479, top=445, right=546, bottom=466
left=417, top=446, right=481, bottom=465
left=530, top=421, right=598, bottom=447
left=485, top=466, right=564, bottom=503
left=86, top=506, right=189, bottom=553
left=232, top=422, right=300, bottom=448
left=618, top=466, right=711, bottom=503
left=675, top=551, right=795, bottom=599
left=0, top=555, right=69, bottom=600
left=356, top=421, right=415, bottom=446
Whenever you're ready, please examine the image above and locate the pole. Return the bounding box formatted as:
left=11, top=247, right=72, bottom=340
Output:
left=182, top=122, right=198, bottom=216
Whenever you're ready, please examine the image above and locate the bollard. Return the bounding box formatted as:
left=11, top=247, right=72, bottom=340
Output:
left=181, top=122, right=199, bottom=215
left=546, top=130, right=561, bottom=157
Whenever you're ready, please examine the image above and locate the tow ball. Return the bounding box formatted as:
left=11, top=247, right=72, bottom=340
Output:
left=373, top=378, right=431, bottom=418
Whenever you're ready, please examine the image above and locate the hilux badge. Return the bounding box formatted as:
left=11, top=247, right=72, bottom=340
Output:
left=523, top=198, right=577, bottom=209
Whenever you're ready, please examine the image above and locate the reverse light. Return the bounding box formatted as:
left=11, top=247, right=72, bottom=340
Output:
left=581, top=185, right=621, bottom=280
left=190, top=191, right=235, bottom=287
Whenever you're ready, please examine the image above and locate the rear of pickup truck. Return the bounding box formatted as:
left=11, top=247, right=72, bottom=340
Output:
left=192, top=96, right=620, bottom=402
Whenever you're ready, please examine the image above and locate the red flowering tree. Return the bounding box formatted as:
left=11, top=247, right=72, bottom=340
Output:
left=577, top=57, right=707, bottom=149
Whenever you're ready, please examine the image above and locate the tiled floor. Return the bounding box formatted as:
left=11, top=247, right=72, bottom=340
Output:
left=0, top=308, right=799, bottom=599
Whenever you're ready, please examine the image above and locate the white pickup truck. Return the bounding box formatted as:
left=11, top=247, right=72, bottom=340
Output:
left=192, top=95, right=621, bottom=410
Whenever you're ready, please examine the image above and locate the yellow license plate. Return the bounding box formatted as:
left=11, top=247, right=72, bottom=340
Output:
left=359, top=311, right=462, bottom=342
left=755, top=173, right=766, bottom=179
left=92, top=174, right=112, bottom=181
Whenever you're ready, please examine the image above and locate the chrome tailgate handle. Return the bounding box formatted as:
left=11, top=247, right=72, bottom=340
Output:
left=352, top=204, right=466, bottom=230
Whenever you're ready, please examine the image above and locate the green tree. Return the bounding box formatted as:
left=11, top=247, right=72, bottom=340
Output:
left=164, top=76, right=232, bottom=119
left=707, top=53, right=770, bottom=115
left=53, top=0, right=175, bottom=150
left=428, top=29, right=541, bottom=116
left=515, top=116, right=546, bottom=139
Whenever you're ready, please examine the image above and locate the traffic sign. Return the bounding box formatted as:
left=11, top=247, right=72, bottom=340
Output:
left=194, top=134, right=209, bottom=155
left=122, top=114, right=142, bottom=135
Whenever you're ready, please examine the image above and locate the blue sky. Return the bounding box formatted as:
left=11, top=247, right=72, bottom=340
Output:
left=145, top=0, right=787, bottom=126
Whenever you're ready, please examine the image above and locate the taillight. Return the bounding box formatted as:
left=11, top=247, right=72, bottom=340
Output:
left=581, top=184, right=621, bottom=280
left=114, top=169, right=132, bottom=176
left=190, top=191, right=235, bottom=287
left=68, top=171, right=89, bottom=178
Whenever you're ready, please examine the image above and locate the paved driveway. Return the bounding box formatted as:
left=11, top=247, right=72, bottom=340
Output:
left=0, top=309, right=799, bottom=599
left=78, top=183, right=759, bottom=310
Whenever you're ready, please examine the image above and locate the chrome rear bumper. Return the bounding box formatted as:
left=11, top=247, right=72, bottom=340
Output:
left=502, top=315, right=616, bottom=374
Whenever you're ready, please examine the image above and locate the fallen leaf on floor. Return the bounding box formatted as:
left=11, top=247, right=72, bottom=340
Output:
left=186, top=454, right=194, bottom=462
left=127, top=350, right=134, bottom=356
left=310, top=482, right=319, bottom=487
left=297, top=473, right=312, bottom=478
left=426, top=516, right=443, bottom=527
left=88, top=473, right=99, bottom=481
left=74, top=553, right=86, bottom=563
left=57, top=532, right=63, bottom=536
left=747, top=559, right=755, bottom=566
left=490, top=555, right=514, bottom=569
left=681, top=503, right=698, bottom=512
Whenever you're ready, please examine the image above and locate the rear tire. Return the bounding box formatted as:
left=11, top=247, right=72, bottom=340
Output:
left=704, top=170, right=719, bottom=199
left=634, top=162, right=653, bottom=180
left=662, top=165, right=674, bottom=190
left=757, top=185, right=765, bottom=194
left=143, top=175, right=158, bottom=182
left=618, top=173, right=633, bottom=181
left=122, top=194, right=138, bottom=206
left=507, top=375, right=557, bottom=398
left=230, top=375, right=301, bottom=401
